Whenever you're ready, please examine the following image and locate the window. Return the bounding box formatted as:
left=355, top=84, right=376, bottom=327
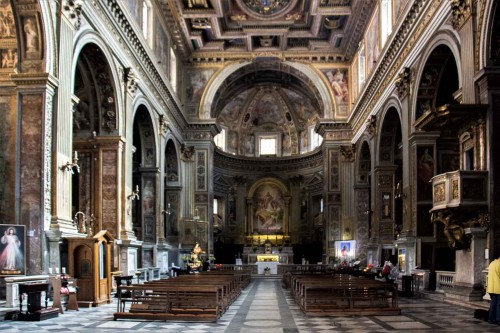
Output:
left=213, top=198, right=218, bottom=214
left=380, top=0, right=393, bottom=46
left=309, top=125, right=323, bottom=150
left=358, top=45, right=366, bottom=90
left=214, top=127, right=226, bottom=151
left=141, top=0, right=153, bottom=48
left=260, top=136, right=277, bottom=155
left=320, top=198, right=323, bottom=213
left=170, top=47, right=177, bottom=93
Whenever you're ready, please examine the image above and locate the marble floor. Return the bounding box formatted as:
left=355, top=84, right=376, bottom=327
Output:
left=0, top=279, right=497, bottom=333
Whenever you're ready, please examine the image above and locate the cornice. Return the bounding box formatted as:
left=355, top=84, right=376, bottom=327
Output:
left=98, top=0, right=187, bottom=130
left=183, top=122, right=221, bottom=140
left=350, top=0, right=443, bottom=135
left=186, top=51, right=348, bottom=64
left=214, top=148, right=324, bottom=173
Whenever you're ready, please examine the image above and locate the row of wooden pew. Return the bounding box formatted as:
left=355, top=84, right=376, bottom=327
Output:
left=113, top=270, right=251, bottom=322
left=284, top=270, right=401, bottom=316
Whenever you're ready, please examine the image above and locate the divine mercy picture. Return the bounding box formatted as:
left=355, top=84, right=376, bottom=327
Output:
left=0, top=224, right=25, bottom=275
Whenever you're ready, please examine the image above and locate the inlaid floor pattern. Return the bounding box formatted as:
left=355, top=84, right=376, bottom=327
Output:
left=0, top=279, right=497, bottom=332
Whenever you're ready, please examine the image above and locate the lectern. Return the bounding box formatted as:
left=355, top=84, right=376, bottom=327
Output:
left=67, top=230, right=113, bottom=307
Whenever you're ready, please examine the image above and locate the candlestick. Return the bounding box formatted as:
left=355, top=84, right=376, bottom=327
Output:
left=62, top=267, right=66, bottom=274
left=48, top=267, right=53, bottom=274
left=135, top=185, right=139, bottom=192
left=55, top=267, right=59, bottom=274
left=74, top=150, right=78, bottom=159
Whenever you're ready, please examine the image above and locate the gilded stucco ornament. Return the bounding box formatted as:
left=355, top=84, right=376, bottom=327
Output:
left=450, top=0, right=471, bottom=30
left=395, top=67, right=411, bottom=99
left=340, top=145, right=355, bottom=162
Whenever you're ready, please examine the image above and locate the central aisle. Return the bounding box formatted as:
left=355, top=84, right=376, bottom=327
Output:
left=225, top=279, right=298, bottom=332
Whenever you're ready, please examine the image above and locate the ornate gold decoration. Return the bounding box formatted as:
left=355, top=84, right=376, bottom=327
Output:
left=395, top=67, right=411, bottom=99
left=452, top=179, right=459, bottom=199
left=450, top=0, right=471, bottom=30
left=180, top=144, right=195, bottom=162
left=433, top=183, right=445, bottom=203
left=365, top=115, right=376, bottom=137
left=230, top=14, right=247, bottom=21
left=192, top=18, right=211, bottom=29
left=431, top=210, right=469, bottom=250
left=188, top=0, right=209, bottom=8
left=285, top=13, right=302, bottom=21
left=340, top=144, right=355, bottom=162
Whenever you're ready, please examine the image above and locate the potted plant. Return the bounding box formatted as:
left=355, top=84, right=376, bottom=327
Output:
left=264, top=267, right=271, bottom=275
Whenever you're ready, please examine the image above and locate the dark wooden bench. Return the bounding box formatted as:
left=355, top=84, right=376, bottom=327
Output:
left=287, top=273, right=400, bottom=316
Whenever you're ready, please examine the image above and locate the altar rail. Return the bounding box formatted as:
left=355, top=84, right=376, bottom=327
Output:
left=216, top=263, right=338, bottom=275
left=435, top=271, right=455, bottom=293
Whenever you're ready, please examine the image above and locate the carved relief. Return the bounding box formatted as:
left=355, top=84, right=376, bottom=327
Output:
left=433, top=183, right=445, bottom=203
left=329, top=150, right=340, bottom=191
left=62, top=0, right=83, bottom=30
left=378, top=174, right=392, bottom=187
left=365, top=115, right=376, bottom=137
left=395, top=67, right=411, bottom=99
left=340, top=144, right=355, bottom=162
left=22, top=16, right=39, bottom=59
left=159, top=115, right=168, bottom=134
left=450, top=0, right=471, bottom=30
left=196, top=150, right=207, bottom=191
left=123, top=67, right=138, bottom=95
left=180, top=144, right=195, bottom=162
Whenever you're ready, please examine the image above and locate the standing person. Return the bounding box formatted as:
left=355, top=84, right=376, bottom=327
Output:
left=0, top=227, right=22, bottom=271
left=487, top=256, right=500, bottom=325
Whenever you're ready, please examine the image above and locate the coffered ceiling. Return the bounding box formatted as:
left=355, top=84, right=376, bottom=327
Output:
left=158, top=0, right=376, bottom=63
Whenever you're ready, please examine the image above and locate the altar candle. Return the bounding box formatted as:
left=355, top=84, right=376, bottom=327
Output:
left=135, top=185, right=139, bottom=192
left=62, top=267, right=66, bottom=274
left=74, top=150, right=78, bottom=159
left=55, top=267, right=59, bottom=274
left=48, top=267, right=53, bottom=274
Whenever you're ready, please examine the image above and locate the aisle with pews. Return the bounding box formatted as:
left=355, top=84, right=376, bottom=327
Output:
left=0, top=275, right=498, bottom=332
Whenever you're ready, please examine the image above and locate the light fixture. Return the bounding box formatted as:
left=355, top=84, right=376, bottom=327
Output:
left=395, top=181, right=406, bottom=199
left=127, top=185, right=140, bottom=201
left=73, top=211, right=98, bottom=238
left=162, top=203, right=172, bottom=215
left=60, top=151, right=80, bottom=173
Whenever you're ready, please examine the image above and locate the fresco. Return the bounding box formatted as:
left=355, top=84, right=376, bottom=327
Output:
left=365, top=7, right=379, bottom=76
left=253, top=183, right=284, bottom=233
left=185, top=69, right=216, bottom=105
left=321, top=68, right=349, bottom=116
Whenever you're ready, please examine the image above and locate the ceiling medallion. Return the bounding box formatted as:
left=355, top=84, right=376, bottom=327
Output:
left=238, top=0, right=297, bottom=19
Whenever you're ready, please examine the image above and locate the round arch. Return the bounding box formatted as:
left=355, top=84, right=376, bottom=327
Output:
left=410, top=31, right=462, bottom=124
left=480, top=0, right=500, bottom=68
left=199, top=61, right=335, bottom=120
left=72, top=31, right=124, bottom=135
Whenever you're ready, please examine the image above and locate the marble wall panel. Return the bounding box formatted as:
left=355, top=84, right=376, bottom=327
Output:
left=101, top=150, right=117, bottom=237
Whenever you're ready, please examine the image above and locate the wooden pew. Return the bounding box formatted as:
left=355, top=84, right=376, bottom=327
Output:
left=286, top=272, right=400, bottom=316
left=113, top=270, right=250, bottom=322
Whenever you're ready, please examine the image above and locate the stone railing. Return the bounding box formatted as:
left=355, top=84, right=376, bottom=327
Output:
left=435, top=271, right=456, bottom=293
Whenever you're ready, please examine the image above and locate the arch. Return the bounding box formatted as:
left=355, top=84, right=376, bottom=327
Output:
left=356, top=140, right=372, bottom=184
left=481, top=0, right=500, bottom=68
left=377, top=106, right=402, bottom=166
left=411, top=32, right=461, bottom=124
left=72, top=32, right=124, bottom=134
left=199, top=61, right=334, bottom=120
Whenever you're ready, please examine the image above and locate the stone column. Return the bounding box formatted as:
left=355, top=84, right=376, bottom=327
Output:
left=12, top=73, right=57, bottom=275
left=451, top=0, right=474, bottom=103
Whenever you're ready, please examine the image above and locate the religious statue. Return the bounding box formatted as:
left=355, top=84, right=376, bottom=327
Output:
left=431, top=211, right=470, bottom=250
left=188, top=242, right=205, bottom=273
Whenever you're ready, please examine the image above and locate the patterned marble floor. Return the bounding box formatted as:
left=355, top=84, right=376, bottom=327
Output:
left=0, top=279, right=497, bottom=333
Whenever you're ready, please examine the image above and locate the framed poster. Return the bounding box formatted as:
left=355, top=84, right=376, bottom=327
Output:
left=0, top=224, right=25, bottom=275
left=335, top=240, right=356, bottom=261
